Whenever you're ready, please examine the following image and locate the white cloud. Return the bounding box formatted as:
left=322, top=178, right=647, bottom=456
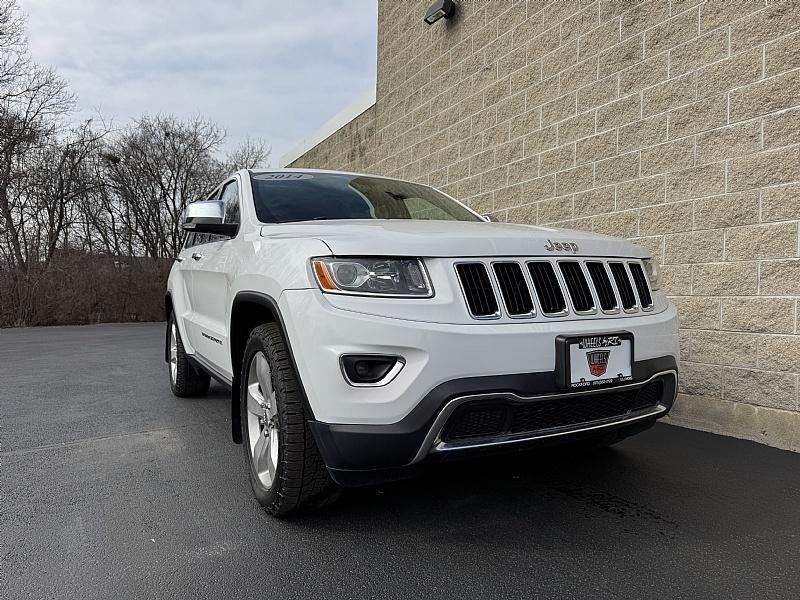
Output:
left=18, top=0, right=378, bottom=164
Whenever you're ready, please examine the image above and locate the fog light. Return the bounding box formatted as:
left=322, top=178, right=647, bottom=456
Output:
left=340, top=355, right=405, bottom=386
left=354, top=360, right=373, bottom=378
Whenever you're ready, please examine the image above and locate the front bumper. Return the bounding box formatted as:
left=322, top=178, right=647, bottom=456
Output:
left=278, top=289, right=679, bottom=484
left=309, top=361, right=676, bottom=485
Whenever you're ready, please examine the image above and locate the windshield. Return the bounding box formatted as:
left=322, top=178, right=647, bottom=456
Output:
left=250, top=172, right=482, bottom=223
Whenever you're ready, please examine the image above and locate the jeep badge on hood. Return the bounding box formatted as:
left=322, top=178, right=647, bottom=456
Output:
left=544, top=239, right=579, bottom=253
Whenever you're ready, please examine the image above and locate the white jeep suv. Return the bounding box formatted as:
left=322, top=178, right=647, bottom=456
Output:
left=166, top=169, right=679, bottom=516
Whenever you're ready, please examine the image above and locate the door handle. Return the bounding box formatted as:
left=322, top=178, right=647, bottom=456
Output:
left=191, top=253, right=204, bottom=261
left=175, top=256, right=185, bottom=263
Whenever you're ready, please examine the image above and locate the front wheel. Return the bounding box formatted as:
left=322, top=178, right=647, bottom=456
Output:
left=240, top=323, right=338, bottom=516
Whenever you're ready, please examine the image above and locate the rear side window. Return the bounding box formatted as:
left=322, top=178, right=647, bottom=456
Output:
left=250, top=172, right=481, bottom=224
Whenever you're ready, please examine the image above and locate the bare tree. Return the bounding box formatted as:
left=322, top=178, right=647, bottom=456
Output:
left=225, top=136, right=271, bottom=171
left=0, top=0, right=74, bottom=273
left=0, top=0, right=27, bottom=96
left=0, top=0, right=271, bottom=326
left=101, top=114, right=227, bottom=258
left=27, top=120, right=106, bottom=261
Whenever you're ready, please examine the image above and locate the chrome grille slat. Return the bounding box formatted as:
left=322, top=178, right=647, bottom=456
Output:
left=455, top=263, right=498, bottom=318
left=558, top=261, right=595, bottom=313
left=493, top=262, right=534, bottom=316
left=628, top=262, right=653, bottom=309
left=586, top=262, right=618, bottom=312
left=528, top=261, right=566, bottom=315
left=454, top=258, right=653, bottom=321
left=609, top=262, right=637, bottom=311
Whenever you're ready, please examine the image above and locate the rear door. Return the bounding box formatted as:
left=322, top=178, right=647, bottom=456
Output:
left=186, top=177, right=241, bottom=377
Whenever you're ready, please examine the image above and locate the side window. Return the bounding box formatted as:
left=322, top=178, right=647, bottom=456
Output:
left=183, top=232, right=214, bottom=248
left=220, top=180, right=240, bottom=226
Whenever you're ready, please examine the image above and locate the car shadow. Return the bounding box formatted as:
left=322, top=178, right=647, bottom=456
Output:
left=199, top=380, right=681, bottom=541
left=281, top=443, right=679, bottom=542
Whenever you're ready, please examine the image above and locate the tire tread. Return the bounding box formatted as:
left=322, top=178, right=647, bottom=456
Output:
left=242, top=323, right=338, bottom=516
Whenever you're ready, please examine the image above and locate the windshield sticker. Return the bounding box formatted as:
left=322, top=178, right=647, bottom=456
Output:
left=254, top=173, right=314, bottom=181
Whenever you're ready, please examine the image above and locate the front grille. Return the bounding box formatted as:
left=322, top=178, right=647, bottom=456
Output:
left=559, top=262, right=594, bottom=312
left=454, top=257, right=654, bottom=320
left=586, top=262, right=617, bottom=311
left=629, top=262, right=653, bottom=308
left=493, top=262, right=533, bottom=316
left=629, top=379, right=662, bottom=411
left=609, top=262, right=637, bottom=310
left=528, top=262, right=567, bottom=314
left=445, top=404, right=509, bottom=440
left=510, top=381, right=663, bottom=433
left=442, top=381, right=664, bottom=442
left=455, top=263, right=498, bottom=317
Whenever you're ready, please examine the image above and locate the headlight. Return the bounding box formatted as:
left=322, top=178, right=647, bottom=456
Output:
left=642, top=257, right=661, bottom=290
left=311, top=257, right=433, bottom=297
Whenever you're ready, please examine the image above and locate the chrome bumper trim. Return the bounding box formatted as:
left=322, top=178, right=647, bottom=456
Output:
left=433, top=404, right=668, bottom=453
left=409, top=369, right=677, bottom=464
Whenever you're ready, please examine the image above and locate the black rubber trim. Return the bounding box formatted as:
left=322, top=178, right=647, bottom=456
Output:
left=310, top=355, right=677, bottom=473
left=325, top=417, right=660, bottom=488
left=187, top=354, right=232, bottom=390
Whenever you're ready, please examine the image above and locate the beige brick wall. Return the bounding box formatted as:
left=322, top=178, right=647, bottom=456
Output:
left=290, top=0, right=800, bottom=450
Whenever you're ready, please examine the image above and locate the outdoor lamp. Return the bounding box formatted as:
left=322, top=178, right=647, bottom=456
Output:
left=424, top=0, right=455, bottom=25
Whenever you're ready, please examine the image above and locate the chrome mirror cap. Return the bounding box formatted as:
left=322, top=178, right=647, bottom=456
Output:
left=182, top=200, right=224, bottom=230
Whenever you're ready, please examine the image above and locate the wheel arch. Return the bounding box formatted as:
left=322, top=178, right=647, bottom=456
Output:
left=229, top=291, right=315, bottom=444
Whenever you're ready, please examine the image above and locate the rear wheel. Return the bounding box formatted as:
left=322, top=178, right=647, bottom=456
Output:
left=167, top=314, right=210, bottom=397
left=240, top=323, right=338, bottom=516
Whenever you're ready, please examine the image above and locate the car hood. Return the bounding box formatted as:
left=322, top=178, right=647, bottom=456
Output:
left=259, top=220, right=648, bottom=258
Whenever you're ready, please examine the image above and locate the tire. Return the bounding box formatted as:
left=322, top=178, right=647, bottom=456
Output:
left=167, top=313, right=211, bottom=398
left=240, top=323, right=338, bottom=517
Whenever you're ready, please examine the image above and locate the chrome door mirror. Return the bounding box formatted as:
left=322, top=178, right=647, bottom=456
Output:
left=183, top=200, right=224, bottom=228
left=182, top=200, right=237, bottom=236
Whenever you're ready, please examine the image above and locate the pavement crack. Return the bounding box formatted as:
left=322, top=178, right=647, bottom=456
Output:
left=0, top=420, right=224, bottom=457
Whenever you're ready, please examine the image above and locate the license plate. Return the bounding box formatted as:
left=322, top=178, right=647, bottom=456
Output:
left=565, top=334, right=633, bottom=389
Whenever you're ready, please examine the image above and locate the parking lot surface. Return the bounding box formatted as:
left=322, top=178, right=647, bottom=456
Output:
left=1, top=323, right=798, bottom=599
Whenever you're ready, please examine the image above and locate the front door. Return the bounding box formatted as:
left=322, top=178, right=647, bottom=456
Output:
left=186, top=177, right=241, bottom=377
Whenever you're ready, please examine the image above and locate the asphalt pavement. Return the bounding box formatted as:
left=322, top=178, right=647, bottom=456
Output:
left=1, top=323, right=798, bottom=599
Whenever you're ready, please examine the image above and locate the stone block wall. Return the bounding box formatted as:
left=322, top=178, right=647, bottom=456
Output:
left=290, top=0, right=800, bottom=450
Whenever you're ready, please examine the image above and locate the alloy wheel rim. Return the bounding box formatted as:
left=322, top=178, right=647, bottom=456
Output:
left=169, top=324, right=178, bottom=384
left=246, top=352, right=279, bottom=488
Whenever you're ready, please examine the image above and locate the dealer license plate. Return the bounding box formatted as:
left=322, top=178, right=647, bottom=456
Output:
left=567, top=334, right=633, bottom=389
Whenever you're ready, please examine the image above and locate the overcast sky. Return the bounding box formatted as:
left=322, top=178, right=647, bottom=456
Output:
left=19, top=0, right=378, bottom=165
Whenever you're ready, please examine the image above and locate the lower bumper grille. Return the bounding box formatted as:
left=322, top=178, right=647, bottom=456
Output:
left=443, top=381, right=664, bottom=442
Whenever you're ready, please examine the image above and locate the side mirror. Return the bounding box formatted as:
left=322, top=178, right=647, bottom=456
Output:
left=182, top=200, right=237, bottom=236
